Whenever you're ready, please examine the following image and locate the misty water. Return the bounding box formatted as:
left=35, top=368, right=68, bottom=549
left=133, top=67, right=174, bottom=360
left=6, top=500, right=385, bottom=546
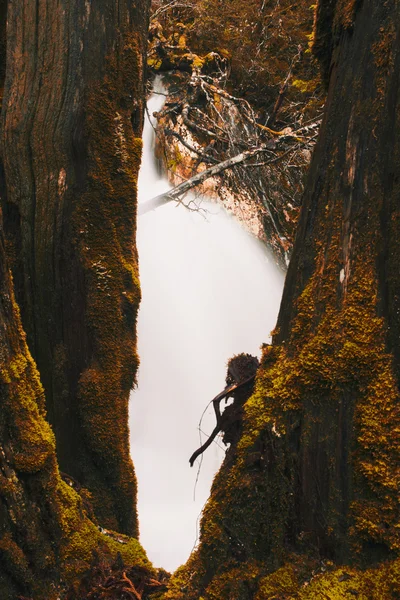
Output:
left=129, top=78, right=285, bottom=572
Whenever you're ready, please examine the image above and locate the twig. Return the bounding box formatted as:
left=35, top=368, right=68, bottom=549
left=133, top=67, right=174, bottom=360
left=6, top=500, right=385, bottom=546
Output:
left=189, top=374, right=257, bottom=467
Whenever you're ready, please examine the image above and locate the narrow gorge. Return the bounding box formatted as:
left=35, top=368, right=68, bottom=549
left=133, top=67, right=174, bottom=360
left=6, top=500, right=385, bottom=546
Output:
left=0, top=1, right=399, bottom=599
left=130, top=79, right=284, bottom=571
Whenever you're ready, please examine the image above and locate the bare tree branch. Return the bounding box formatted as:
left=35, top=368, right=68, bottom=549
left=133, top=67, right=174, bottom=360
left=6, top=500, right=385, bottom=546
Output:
left=189, top=372, right=257, bottom=467
left=139, top=143, right=278, bottom=215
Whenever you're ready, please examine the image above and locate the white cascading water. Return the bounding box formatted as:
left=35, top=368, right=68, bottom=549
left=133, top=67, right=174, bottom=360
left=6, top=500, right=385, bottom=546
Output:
left=129, top=77, right=285, bottom=572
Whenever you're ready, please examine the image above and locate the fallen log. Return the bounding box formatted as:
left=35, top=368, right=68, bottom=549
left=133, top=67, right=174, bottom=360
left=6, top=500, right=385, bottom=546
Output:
left=138, top=143, right=277, bottom=215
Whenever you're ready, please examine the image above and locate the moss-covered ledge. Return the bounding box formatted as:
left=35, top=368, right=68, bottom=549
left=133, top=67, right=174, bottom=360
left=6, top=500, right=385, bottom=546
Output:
left=0, top=220, right=154, bottom=599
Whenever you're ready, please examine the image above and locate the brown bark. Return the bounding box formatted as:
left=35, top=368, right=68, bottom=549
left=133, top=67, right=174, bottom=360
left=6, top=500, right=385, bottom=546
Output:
left=0, top=0, right=6, bottom=104
left=1, top=0, right=150, bottom=535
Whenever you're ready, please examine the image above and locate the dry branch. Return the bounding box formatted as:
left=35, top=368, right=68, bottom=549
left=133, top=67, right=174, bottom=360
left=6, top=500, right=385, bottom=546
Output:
left=139, top=143, right=277, bottom=215
left=189, top=373, right=257, bottom=467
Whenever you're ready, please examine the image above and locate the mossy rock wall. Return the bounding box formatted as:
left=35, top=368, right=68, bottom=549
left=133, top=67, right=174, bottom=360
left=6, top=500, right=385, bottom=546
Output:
left=0, top=220, right=153, bottom=599
left=163, top=1, right=400, bottom=597
left=1, top=0, right=150, bottom=534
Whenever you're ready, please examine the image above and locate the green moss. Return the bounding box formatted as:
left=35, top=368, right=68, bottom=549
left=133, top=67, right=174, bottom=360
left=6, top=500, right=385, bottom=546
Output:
left=162, top=558, right=400, bottom=600
left=148, top=56, right=164, bottom=70
left=1, top=336, right=55, bottom=474
left=255, top=563, right=302, bottom=599
left=167, top=145, right=184, bottom=173
left=164, top=132, right=400, bottom=600
left=292, top=78, right=320, bottom=94
left=57, top=479, right=153, bottom=588
left=70, top=33, right=144, bottom=535
left=0, top=346, right=152, bottom=597
left=192, top=54, right=205, bottom=70
left=0, top=533, right=33, bottom=590
left=249, top=231, right=399, bottom=550
left=0, top=230, right=153, bottom=599
left=170, top=251, right=399, bottom=593
left=297, top=560, right=400, bottom=599
left=205, top=562, right=262, bottom=599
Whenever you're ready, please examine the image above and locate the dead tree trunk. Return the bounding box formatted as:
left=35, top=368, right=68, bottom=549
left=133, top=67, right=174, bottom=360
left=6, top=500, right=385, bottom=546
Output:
left=1, top=0, right=150, bottom=536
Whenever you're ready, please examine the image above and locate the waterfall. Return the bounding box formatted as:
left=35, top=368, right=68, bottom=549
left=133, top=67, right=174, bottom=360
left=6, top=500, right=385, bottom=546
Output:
left=129, top=77, right=285, bottom=571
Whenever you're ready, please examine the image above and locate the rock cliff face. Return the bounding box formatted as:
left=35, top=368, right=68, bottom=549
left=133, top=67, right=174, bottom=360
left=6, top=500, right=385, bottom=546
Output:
left=1, top=0, right=150, bottom=535
left=163, top=1, right=400, bottom=597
